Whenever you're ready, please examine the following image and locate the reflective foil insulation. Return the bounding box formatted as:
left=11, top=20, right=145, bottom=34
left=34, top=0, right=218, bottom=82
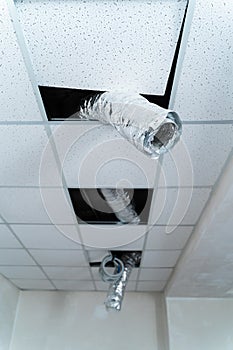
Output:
left=100, top=188, right=140, bottom=224
left=104, top=252, right=141, bottom=312
left=79, top=92, right=182, bottom=158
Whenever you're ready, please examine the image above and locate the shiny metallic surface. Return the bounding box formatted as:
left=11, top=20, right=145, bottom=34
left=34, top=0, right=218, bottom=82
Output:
left=105, top=252, right=141, bottom=312
left=100, top=188, right=140, bottom=224
left=79, top=92, right=182, bottom=158
left=99, top=254, right=124, bottom=283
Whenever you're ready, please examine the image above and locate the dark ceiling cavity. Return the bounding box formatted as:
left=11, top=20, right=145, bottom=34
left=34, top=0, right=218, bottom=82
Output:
left=68, top=188, right=153, bottom=225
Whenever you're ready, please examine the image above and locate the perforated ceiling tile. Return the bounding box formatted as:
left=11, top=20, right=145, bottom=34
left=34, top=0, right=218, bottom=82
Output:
left=43, top=267, right=92, bottom=280
left=141, top=250, right=181, bottom=268
left=159, top=124, right=233, bottom=187
left=0, top=225, right=21, bottom=248
left=149, top=188, right=211, bottom=226
left=0, top=0, right=43, bottom=121
left=11, top=225, right=82, bottom=249
left=51, top=123, right=158, bottom=188
left=79, top=224, right=148, bottom=249
left=15, top=0, right=186, bottom=95
left=0, top=249, right=36, bottom=266
left=0, top=188, right=77, bottom=225
left=0, top=125, right=60, bottom=186
left=139, top=268, right=173, bottom=281
left=0, top=266, right=46, bottom=279
left=146, top=225, right=193, bottom=250
left=173, top=0, right=233, bottom=121
left=29, top=249, right=88, bottom=267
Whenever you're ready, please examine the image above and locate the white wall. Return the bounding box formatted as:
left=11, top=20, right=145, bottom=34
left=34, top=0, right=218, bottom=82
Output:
left=10, top=291, right=169, bottom=350
left=0, top=275, right=19, bottom=350
left=166, top=298, right=233, bottom=350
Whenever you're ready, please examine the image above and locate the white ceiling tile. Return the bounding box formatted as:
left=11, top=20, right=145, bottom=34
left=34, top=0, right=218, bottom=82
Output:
left=52, top=123, right=158, bottom=188
left=0, top=188, right=77, bottom=224
left=38, top=188, right=79, bottom=225
left=52, top=280, right=95, bottom=291
left=0, top=125, right=60, bottom=186
left=146, top=225, right=193, bottom=250
left=95, top=281, right=136, bottom=292
left=137, top=281, right=167, bottom=291
left=11, top=279, right=54, bottom=290
left=112, top=237, right=145, bottom=251
left=91, top=267, right=138, bottom=281
left=139, top=268, right=172, bottom=281
left=11, top=225, right=82, bottom=249
left=159, top=125, right=233, bottom=187
left=86, top=236, right=145, bottom=252
left=29, top=249, right=88, bottom=267
left=80, top=224, right=148, bottom=249
left=87, top=250, right=108, bottom=263
left=43, top=267, right=92, bottom=280
left=141, top=250, right=181, bottom=268
left=0, top=266, right=46, bottom=279
left=16, top=0, right=186, bottom=94
left=173, top=0, right=233, bottom=121
left=0, top=0, right=43, bottom=121
left=0, top=188, right=51, bottom=224
left=0, top=249, right=36, bottom=266
left=0, top=225, right=21, bottom=248
left=149, top=188, right=211, bottom=226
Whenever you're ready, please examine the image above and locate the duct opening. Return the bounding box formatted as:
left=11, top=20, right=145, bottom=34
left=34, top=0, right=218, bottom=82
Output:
left=68, top=188, right=152, bottom=225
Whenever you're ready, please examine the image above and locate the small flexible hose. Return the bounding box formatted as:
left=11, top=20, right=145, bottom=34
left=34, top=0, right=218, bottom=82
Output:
left=99, top=253, right=124, bottom=283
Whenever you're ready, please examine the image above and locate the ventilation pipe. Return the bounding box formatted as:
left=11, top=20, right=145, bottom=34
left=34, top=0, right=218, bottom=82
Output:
left=79, top=92, right=182, bottom=158
left=99, top=252, right=141, bottom=311
left=100, top=188, right=140, bottom=224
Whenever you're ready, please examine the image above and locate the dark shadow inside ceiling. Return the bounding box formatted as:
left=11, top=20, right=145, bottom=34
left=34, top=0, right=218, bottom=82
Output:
left=68, top=188, right=153, bottom=225
left=39, top=1, right=189, bottom=121
left=89, top=251, right=142, bottom=268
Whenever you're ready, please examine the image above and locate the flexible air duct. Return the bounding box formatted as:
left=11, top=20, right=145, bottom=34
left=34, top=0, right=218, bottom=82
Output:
left=100, top=188, right=140, bottom=224
left=79, top=92, right=182, bottom=158
left=104, top=252, right=141, bottom=311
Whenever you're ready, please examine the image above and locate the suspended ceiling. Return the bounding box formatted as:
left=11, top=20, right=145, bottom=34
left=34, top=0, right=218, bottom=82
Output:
left=0, top=0, right=232, bottom=295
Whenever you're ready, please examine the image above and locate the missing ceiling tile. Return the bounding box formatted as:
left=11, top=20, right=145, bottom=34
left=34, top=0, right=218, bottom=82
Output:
left=68, top=188, right=153, bottom=225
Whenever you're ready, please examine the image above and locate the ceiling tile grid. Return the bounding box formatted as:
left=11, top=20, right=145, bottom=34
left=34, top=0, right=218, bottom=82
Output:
left=0, top=0, right=43, bottom=121
left=0, top=0, right=232, bottom=295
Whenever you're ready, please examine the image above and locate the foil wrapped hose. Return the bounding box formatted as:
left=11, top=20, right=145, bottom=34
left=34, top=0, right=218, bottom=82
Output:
left=100, top=188, right=140, bottom=224
left=102, top=252, right=141, bottom=312
left=79, top=91, right=182, bottom=158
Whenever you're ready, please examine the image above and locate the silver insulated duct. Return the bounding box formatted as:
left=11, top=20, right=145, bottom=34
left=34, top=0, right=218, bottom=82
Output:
left=79, top=92, right=182, bottom=158
left=100, top=188, right=140, bottom=224
left=100, top=252, right=141, bottom=312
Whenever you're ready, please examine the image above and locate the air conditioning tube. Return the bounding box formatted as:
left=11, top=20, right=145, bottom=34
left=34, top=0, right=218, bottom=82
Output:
left=79, top=92, right=182, bottom=158
left=99, top=253, right=124, bottom=283
left=100, top=188, right=140, bottom=224
left=104, top=252, right=141, bottom=312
